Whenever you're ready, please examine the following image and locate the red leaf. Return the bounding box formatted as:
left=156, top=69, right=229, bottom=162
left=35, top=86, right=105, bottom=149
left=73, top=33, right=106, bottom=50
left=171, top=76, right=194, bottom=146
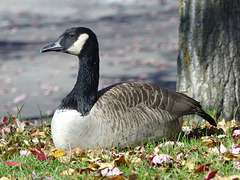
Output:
left=5, top=161, right=24, bottom=166
left=0, top=117, right=9, bottom=128
left=30, top=147, right=50, bottom=163
left=3, top=117, right=8, bottom=124
left=194, top=163, right=211, bottom=173
left=204, top=170, right=219, bottom=180
left=4, top=161, right=30, bottom=169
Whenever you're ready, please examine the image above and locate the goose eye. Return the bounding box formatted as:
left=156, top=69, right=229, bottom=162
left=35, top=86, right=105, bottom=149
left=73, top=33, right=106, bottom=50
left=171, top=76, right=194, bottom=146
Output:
left=69, top=33, right=75, bottom=39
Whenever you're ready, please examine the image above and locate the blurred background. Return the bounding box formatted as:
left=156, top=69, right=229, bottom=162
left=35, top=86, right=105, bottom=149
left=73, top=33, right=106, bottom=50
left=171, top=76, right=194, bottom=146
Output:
left=0, top=0, right=179, bottom=119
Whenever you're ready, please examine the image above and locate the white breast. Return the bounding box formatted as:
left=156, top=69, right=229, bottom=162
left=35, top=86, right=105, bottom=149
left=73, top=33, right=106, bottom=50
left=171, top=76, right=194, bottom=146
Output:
left=51, top=109, right=114, bottom=150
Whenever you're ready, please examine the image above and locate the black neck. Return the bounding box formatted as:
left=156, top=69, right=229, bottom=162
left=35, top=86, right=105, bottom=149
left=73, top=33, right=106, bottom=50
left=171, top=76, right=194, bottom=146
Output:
left=60, top=47, right=99, bottom=116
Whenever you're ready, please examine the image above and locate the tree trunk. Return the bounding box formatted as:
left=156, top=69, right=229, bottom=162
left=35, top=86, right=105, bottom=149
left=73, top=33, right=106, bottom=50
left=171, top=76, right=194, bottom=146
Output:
left=177, top=0, right=240, bottom=121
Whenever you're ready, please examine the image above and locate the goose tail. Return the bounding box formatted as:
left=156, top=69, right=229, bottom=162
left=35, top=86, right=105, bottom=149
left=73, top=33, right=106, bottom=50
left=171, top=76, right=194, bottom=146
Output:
left=196, top=109, right=217, bottom=126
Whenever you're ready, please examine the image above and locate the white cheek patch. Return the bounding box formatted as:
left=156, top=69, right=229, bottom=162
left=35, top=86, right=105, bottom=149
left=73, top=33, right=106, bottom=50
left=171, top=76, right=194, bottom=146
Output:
left=67, top=33, right=89, bottom=55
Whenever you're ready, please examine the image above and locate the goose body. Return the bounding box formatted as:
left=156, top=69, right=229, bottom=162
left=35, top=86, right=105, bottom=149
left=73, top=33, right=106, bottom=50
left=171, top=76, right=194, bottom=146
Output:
left=41, top=27, right=216, bottom=150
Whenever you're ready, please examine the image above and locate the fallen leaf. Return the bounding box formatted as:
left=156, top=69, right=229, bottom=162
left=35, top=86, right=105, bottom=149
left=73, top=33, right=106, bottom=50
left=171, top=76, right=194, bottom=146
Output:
left=60, top=168, right=75, bottom=176
left=134, top=146, right=146, bottom=152
left=4, top=161, right=30, bottom=169
left=101, top=167, right=123, bottom=177
left=90, top=162, right=113, bottom=170
left=31, top=129, right=46, bottom=138
left=217, top=119, right=236, bottom=133
left=182, top=126, right=193, bottom=134
left=194, top=163, right=211, bottom=173
left=54, top=150, right=67, bottom=157
left=0, top=177, right=11, bottom=180
left=30, top=147, right=50, bottom=163
left=128, top=172, right=138, bottom=180
left=105, top=175, right=127, bottom=180
left=1, top=147, right=19, bottom=159
left=233, top=161, right=240, bottom=170
left=154, top=141, right=184, bottom=153
left=154, top=174, right=162, bottom=180
left=200, top=138, right=217, bottom=147
left=151, top=154, right=174, bottom=168
left=130, top=157, right=142, bottom=166
left=72, top=147, right=86, bottom=157
left=204, top=170, right=219, bottom=180
left=220, top=143, right=227, bottom=154
left=13, top=93, right=28, bottom=103
left=114, top=154, right=130, bottom=166
left=230, top=143, right=240, bottom=155
left=20, top=149, right=30, bottom=156
left=214, top=175, right=240, bottom=180
left=186, top=161, right=195, bottom=170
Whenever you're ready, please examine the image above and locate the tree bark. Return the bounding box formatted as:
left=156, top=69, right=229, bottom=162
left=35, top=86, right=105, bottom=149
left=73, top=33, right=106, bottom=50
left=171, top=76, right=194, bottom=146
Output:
left=177, top=0, right=240, bottom=121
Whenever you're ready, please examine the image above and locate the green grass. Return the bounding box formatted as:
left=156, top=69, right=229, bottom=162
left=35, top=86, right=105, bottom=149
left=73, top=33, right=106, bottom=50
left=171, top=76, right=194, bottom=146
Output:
left=0, top=114, right=240, bottom=179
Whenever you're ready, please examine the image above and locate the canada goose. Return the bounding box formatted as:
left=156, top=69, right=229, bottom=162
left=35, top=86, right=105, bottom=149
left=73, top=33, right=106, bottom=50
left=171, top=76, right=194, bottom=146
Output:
left=40, top=27, right=216, bottom=150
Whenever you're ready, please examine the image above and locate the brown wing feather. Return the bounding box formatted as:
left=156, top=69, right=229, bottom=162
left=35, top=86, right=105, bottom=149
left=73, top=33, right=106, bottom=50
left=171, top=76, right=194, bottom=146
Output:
left=96, top=82, right=194, bottom=115
left=94, top=81, right=216, bottom=126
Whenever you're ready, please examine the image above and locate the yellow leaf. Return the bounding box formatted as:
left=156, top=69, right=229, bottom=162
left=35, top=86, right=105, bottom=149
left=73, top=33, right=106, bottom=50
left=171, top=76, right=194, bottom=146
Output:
left=54, top=150, right=67, bottom=157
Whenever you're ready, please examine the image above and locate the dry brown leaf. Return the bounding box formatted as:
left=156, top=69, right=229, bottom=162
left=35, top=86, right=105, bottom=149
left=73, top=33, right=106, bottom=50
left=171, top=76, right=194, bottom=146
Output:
left=130, top=157, right=142, bottom=166
left=223, top=153, right=240, bottom=161
left=214, top=175, right=240, bottom=180
left=186, top=161, right=195, bottom=170
left=104, top=175, right=127, bottom=180
left=76, top=162, right=114, bottom=176
left=0, top=177, right=11, bottom=180
left=154, top=174, right=162, bottom=180
left=1, top=147, right=19, bottom=160
left=72, top=147, right=86, bottom=157
left=60, top=168, right=75, bottom=176
left=217, top=119, right=237, bottom=133
left=114, top=154, right=131, bottom=167
left=200, top=138, right=218, bottom=147
left=128, top=172, right=138, bottom=180
left=154, top=146, right=161, bottom=154
left=183, top=120, right=188, bottom=126
left=89, top=162, right=114, bottom=170
left=24, top=139, right=32, bottom=146
left=31, top=129, right=46, bottom=138
left=143, top=173, right=149, bottom=178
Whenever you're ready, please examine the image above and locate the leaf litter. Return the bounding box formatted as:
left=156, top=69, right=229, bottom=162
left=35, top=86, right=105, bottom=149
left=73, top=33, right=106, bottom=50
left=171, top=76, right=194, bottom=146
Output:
left=0, top=116, right=240, bottom=179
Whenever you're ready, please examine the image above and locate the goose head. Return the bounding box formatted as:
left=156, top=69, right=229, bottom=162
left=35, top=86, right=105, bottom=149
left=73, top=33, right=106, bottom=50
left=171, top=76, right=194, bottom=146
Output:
left=41, top=27, right=98, bottom=57
left=41, top=27, right=100, bottom=116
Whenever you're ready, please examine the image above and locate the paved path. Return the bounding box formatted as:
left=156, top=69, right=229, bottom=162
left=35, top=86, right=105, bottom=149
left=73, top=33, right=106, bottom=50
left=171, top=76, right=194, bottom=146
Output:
left=0, top=0, right=179, bottom=119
